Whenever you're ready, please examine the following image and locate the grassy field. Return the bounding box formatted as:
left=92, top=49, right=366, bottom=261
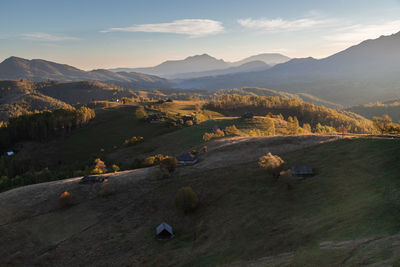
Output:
left=143, top=138, right=400, bottom=266
left=3, top=137, right=400, bottom=266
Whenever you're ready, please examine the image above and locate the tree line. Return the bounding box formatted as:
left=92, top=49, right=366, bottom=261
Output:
left=205, top=94, right=375, bottom=133
left=0, top=107, right=95, bottom=149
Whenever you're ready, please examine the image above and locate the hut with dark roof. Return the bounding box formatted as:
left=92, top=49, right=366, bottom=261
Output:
left=177, top=152, right=198, bottom=165
left=290, top=166, right=313, bottom=177
left=156, top=222, right=174, bottom=240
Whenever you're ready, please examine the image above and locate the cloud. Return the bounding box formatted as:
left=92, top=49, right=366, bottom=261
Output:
left=101, top=19, right=224, bottom=37
left=237, top=17, right=330, bottom=32
left=324, top=20, right=400, bottom=43
left=22, top=32, right=79, bottom=41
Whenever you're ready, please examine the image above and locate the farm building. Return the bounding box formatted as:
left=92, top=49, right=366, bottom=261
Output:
left=242, top=112, right=254, bottom=120
left=290, top=166, right=313, bottom=177
left=79, top=175, right=107, bottom=184
left=145, top=114, right=161, bottom=123
left=177, top=153, right=198, bottom=165
left=182, top=115, right=196, bottom=123
left=156, top=222, right=174, bottom=240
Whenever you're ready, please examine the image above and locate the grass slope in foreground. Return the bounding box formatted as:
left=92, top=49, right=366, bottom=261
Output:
left=2, top=137, right=400, bottom=266
left=152, top=138, right=400, bottom=266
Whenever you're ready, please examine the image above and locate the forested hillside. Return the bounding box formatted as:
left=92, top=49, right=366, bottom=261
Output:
left=205, top=94, right=374, bottom=133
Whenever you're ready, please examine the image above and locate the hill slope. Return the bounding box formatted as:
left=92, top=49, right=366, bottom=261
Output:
left=347, top=99, right=400, bottom=122
left=1, top=137, right=400, bottom=266
left=0, top=80, right=73, bottom=120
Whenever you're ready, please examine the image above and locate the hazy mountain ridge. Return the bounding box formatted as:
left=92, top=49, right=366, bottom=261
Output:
left=0, top=57, right=170, bottom=89
left=177, top=32, right=400, bottom=105
left=170, top=61, right=270, bottom=79
left=109, top=53, right=290, bottom=78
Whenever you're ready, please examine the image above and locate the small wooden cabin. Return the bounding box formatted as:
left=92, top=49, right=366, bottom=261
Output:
left=290, top=166, right=313, bottom=177
left=177, top=153, right=198, bottom=165
left=145, top=114, right=161, bottom=123
left=156, top=222, right=174, bottom=240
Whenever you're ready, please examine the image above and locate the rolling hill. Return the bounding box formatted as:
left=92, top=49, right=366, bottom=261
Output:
left=1, top=137, right=400, bottom=266
left=0, top=57, right=170, bottom=89
left=36, top=81, right=137, bottom=105
left=347, top=99, right=400, bottom=122
left=177, top=31, right=400, bottom=105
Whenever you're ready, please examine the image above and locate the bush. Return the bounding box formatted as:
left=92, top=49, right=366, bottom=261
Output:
left=175, top=186, right=199, bottom=214
left=59, top=191, right=71, bottom=208
left=160, top=157, right=178, bottom=173
left=202, top=129, right=225, bottom=141
left=112, top=164, right=120, bottom=173
left=91, top=158, right=107, bottom=174
left=123, top=136, right=144, bottom=146
left=202, top=146, right=208, bottom=153
left=258, top=153, right=285, bottom=179
left=144, top=154, right=166, bottom=166
left=185, top=120, right=193, bottom=126
left=224, top=125, right=240, bottom=136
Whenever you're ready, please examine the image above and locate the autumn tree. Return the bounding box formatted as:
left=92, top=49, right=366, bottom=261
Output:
left=258, top=153, right=285, bottom=179
left=265, top=118, right=275, bottom=136
left=373, top=114, right=393, bottom=134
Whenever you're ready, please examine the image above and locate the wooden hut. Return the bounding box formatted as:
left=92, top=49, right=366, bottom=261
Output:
left=156, top=222, right=174, bottom=240
left=290, top=166, right=313, bottom=177
left=177, top=153, right=198, bottom=165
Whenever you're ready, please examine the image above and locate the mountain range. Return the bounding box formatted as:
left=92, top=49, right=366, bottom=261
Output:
left=177, top=31, right=400, bottom=105
left=0, top=57, right=170, bottom=89
left=1, top=31, right=400, bottom=106
left=108, top=53, right=290, bottom=78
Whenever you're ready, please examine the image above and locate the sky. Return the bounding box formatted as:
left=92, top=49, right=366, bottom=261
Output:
left=1, top=0, right=400, bottom=70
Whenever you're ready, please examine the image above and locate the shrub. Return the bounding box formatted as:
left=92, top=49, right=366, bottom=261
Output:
left=202, top=129, right=225, bottom=141
left=224, top=125, right=240, bottom=136
left=112, top=164, right=120, bottom=173
left=91, top=158, right=107, bottom=174
left=144, top=156, right=155, bottom=166
left=175, top=186, right=199, bottom=214
left=59, top=191, right=71, bottom=208
left=191, top=149, right=199, bottom=155
left=258, top=153, right=285, bottom=179
left=185, top=120, right=193, bottom=126
left=144, top=154, right=166, bottom=166
left=160, top=157, right=178, bottom=173
left=202, top=146, right=208, bottom=153
left=123, top=136, right=144, bottom=146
